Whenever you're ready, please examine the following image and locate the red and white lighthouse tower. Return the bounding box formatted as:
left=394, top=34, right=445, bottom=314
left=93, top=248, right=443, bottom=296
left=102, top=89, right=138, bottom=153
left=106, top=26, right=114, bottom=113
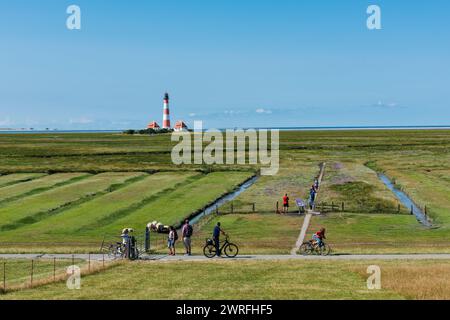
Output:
left=162, top=93, right=171, bottom=129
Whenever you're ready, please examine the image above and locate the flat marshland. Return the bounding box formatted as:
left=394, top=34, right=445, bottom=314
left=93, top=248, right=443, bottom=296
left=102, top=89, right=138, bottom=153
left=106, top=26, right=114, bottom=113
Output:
left=0, top=130, right=449, bottom=299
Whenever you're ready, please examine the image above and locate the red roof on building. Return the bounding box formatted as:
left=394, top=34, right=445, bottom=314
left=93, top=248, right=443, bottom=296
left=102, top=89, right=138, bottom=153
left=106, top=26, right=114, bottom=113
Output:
left=174, top=121, right=188, bottom=129
left=147, top=121, right=160, bottom=129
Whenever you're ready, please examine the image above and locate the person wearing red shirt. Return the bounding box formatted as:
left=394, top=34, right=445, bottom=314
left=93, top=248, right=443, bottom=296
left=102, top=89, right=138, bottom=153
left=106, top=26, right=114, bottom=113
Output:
left=282, top=194, right=289, bottom=214
left=312, top=228, right=326, bottom=248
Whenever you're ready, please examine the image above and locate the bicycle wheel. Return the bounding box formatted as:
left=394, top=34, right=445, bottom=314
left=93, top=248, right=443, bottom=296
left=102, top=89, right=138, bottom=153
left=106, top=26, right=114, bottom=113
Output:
left=108, top=244, right=118, bottom=258
left=129, top=248, right=139, bottom=260
left=318, top=244, right=331, bottom=256
left=299, top=243, right=312, bottom=255
left=224, top=243, right=239, bottom=258
left=203, top=244, right=217, bottom=258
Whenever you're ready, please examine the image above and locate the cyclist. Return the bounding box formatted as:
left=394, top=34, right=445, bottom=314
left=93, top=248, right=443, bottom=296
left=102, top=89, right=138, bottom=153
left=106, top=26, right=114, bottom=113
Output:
left=213, top=222, right=226, bottom=257
left=312, top=228, right=326, bottom=248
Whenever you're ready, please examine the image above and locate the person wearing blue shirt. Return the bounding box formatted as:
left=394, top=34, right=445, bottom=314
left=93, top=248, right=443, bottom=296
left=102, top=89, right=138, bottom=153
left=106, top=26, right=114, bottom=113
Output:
left=213, top=222, right=226, bottom=257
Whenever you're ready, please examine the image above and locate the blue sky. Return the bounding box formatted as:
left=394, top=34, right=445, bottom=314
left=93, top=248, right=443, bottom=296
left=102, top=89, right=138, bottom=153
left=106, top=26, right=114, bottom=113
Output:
left=0, top=0, right=449, bottom=129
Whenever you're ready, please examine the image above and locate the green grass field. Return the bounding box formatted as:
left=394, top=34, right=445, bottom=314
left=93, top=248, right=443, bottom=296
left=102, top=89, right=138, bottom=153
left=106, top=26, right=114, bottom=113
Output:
left=0, top=170, right=253, bottom=253
left=0, top=173, right=46, bottom=188
left=0, top=130, right=449, bottom=299
left=0, top=173, right=89, bottom=204
left=191, top=213, right=304, bottom=255
left=96, top=171, right=254, bottom=234
left=1, top=130, right=450, bottom=254
left=0, top=258, right=86, bottom=290
left=2, top=259, right=449, bottom=300
left=0, top=172, right=142, bottom=231
left=0, top=172, right=197, bottom=243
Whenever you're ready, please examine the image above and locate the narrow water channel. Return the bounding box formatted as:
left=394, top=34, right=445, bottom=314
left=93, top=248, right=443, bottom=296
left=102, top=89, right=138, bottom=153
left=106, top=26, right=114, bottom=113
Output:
left=378, top=174, right=431, bottom=227
left=189, top=175, right=259, bottom=225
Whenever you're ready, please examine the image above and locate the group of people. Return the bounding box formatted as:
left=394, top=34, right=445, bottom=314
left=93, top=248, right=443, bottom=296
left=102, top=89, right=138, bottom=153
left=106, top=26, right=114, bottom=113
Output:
left=165, top=221, right=193, bottom=256
left=165, top=220, right=226, bottom=257
left=279, top=177, right=321, bottom=214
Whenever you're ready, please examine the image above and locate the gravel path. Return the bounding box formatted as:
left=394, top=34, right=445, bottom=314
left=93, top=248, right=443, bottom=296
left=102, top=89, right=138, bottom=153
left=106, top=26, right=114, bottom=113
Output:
left=291, top=162, right=326, bottom=255
left=146, top=253, right=450, bottom=261
left=1, top=253, right=450, bottom=262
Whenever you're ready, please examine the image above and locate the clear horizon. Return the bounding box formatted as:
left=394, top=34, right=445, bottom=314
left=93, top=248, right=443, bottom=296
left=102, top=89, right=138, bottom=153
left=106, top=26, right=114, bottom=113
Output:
left=1, top=0, right=449, bottom=130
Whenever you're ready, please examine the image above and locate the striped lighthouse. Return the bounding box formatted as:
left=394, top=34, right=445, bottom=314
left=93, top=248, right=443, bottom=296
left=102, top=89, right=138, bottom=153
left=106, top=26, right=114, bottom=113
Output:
left=162, top=93, right=171, bottom=129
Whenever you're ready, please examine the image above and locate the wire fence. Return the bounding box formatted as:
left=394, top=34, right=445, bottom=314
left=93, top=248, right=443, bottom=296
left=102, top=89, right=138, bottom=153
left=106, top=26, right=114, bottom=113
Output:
left=209, top=201, right=257, bottom=215
left=0, top=254, right=114, bottom=294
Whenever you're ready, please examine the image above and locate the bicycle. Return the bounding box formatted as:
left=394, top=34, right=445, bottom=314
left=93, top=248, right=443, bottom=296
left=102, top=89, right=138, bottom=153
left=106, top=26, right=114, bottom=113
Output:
left=107, top=238, right=140, bottom=260
left=203, top=235, right=239, bottom=258
left=108, top=242, right=126, bottom=259
left=299, top=240, right=332, bottom=256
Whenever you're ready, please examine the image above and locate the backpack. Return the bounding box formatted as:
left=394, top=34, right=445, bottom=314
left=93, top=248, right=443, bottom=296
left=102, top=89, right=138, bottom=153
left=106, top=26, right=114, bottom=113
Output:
left=174, top=230, right=179, bottom=241
left=185, top=225, right=193, bottom=238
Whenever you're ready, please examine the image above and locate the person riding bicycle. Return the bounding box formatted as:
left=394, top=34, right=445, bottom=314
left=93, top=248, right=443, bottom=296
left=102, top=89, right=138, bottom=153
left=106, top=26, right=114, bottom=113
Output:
left=213, top=222, right=226, bottom=257
left=312, top=228, right=326, bottom=248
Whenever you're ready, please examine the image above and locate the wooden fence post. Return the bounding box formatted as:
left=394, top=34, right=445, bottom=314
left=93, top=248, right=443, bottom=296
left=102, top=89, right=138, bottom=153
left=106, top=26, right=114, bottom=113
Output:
left=216, top=205, right=219, bottom=215
left=410, top=205, right=414, bottom=215
left=397, top=204, right=401, bottom=214
left=53, top=258, right=56, bottom=281
left=30, top=260, right=34, bottom=287
left=276, top=201, right=279, bottom=213
left=102, top=253, right=105, bottom=268
left=252, top=203, right=256, bottom=212
left=3, top=261, right=5, bottom=292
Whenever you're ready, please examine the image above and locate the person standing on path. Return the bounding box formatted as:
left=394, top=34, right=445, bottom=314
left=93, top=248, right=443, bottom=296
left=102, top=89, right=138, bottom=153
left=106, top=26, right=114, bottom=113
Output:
left=213, top=222, right=226, bottom=257
left=282, top=194, right=290, bottom=214
left=309, top=187, right=316, bottom=210
left=182, top=219, right=193, bottom=256
left=168, top=226, right=177, bottom=256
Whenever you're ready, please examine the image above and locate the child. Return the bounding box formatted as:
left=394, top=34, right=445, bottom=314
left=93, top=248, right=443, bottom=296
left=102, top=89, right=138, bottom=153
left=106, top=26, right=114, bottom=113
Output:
left=312, top=228, right=326, bottom=248
left=168, top=226, right=177, bottom=256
